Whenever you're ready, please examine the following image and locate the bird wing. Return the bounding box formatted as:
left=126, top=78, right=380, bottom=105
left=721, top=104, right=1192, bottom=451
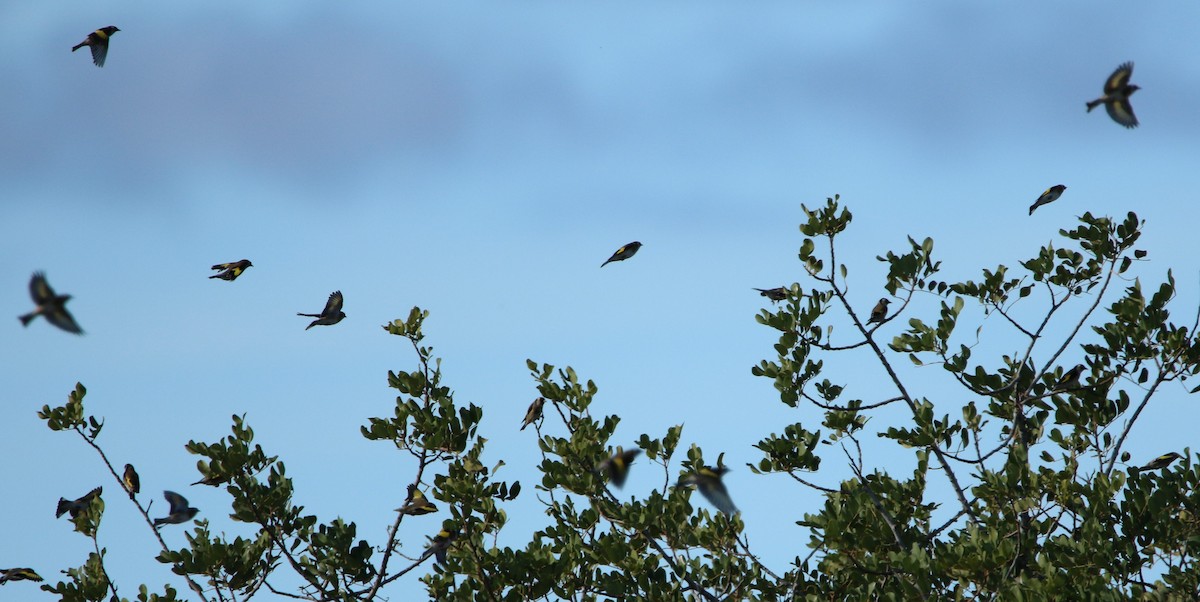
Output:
left=1104, top=62, right=1133, bottom=94
left=211, top=262, right=233, bottom=271
left=164, top=490, right=188, bottom=513
left=698, top=479, right=738, bottom=515
left=323, top=291, right=344, bottom=315
left=90, top=40, right=109, bottom=67
left=30, top=272, right=54, bottom=303
left=1106, top=97, right=1138, bottom=128
left=43, top=306, right=84, bottom=334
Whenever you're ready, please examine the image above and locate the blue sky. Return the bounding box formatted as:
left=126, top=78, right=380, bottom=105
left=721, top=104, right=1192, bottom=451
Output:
left=4, top=1, right=1200, bottom=597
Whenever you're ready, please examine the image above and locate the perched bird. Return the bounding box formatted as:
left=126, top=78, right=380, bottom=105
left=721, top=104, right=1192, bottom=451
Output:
left=754, top=287, right=788, bottom=302
left=19, top=272, right=84, bottom=335
left=520, top=397, right=545, bottom=431
left=395, top=484, right=438, bottom=516
left=122, top=464, right=140, bottom=497
left=597, top=448, right=641, bottom=488
left=421, top=526, right=460, bottom=564
left=1138, top=452, right=1182, bottom=471
left=678, top=465, right=738, bottom=516
left=209, top=259, right=253, bottom=281
left=0, top=567, right=44, bottom=584
left=72, top=26, right=120, bottom=67
left=1029, top=185, right=1067, bottom=215
left=298, top=291, right=346, bottom=330
left=1052, top=365, right=1085, bottom=391
left=56, top=486, right=102, bottom=519
left=153, top=491, right=199, bottom=528
left=601, top=241, right=642, bottom=267
left=867, top=298, right=890, bottom=325
left=1086, top=62, right=1140, bottom=128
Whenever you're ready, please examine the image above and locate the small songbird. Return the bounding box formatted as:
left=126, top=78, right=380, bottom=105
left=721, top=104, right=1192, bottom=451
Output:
left=72, top=26, right=120, bottom=67
left=154, top=491, right=199, bottom=528
left=754, top=287, right=788, bottom=302
left=122, top=464, right=140, bottom=497
left=0, top=567, right=44, bottom=584
left=1052, top=365, right=1085, bottom=391
left=56, top=486, right=102, bottom=519
left=298, top=291, right=346, bottom=330
left=209, top=259, right=253, bottom=281
left=597, top=448, right=641, bottom=488
left=1138, top=452, right=1182, bottom=471
left=19, top=272, right=84, bottom=335
left=601, top=241, right=642, bottom=267
left=421, top=526, right=460, bottom=564
left=1029, top=185, right=1067, bottom=215
left=867, top=298, right=890, bottom=325
left=678, top=465, right=738, bottom=516
left=520, top=397, right=545, bottom=431
left=396, top=484, right=438, bottom=516
left=191, top=474, right=231, bottom=487
left=1086, top=62, right=1140, bottom=128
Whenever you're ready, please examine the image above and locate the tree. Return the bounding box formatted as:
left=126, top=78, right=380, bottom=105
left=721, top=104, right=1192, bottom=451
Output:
left=29, top=197, right=1200, bottom=600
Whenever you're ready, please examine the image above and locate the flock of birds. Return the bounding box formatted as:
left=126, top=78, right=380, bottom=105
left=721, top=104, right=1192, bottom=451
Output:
left=0, top=24, right=1167, bottom=587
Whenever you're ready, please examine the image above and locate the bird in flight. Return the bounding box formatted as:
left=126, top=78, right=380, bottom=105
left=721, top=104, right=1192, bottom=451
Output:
left=298, top=291, right=346, bottom=330
left=1087, top=62, right=1140, bottom=128
left=72, top=26, right=120, bottom=67
left=209, top=259, right=253, bottom=281
left=19, top=272, right=84, bottom=335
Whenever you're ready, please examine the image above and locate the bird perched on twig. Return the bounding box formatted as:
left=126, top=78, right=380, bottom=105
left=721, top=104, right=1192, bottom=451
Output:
left=520, top=397, right=545, bottom=431
left=0, top=567, right=44, bottom=584
left=754, top=287, right=788, bottom=302
left=597, top=448, right=641, bottom=488
left=601, top=242, right=642, bottom=267
left=867, top=298, right=890, bottom=325
left=72, top=26, right=120, bottom=67
left=1052, top=365, right=1085, bottom=391
left=19, top=272, right=84, bottom=335
left=1029, top=185, right=1066, bottom=215
left=395, top=484, right=438, bottom=516
left=298, top=291, right=346, bottom=330
left=1137, top=452, right=1181, bottom=472
left=209, top=259, right=253, bottom=281
left=122, top=464, right=140, bottom=497
left=678, top=465, right=738, bottom=516
left=154, top=491, right=199, bottom=528
left=56, top=486, right=102, bottom=519
left=1087, top=62, right=1140, bottom=128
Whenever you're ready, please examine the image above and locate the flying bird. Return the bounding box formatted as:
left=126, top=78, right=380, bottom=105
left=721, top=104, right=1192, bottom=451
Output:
left=298, top=291, right=346, bottom=330
left=754, top=287, right=788, bottom=302
left=209, top=259, right=253, bottom=281
left=19, top=272, right=84, bottom=334
left=1138, top=452, right=1182, bottom=471
left=122, top=464, right=140, bottom=497
left=1086, top=62, right=1140, bottom=128
left=1029, top=185, right=1066, bottom=215
left=154, top=491, right=199, bottom=528
left=867, top=298, right=890, bottom=325
left=395, top=484, right=438, bottom=516
left=678, top=465, right=738, bottom=516
left=520, top=397, right=545, bottom=431
left=0, top=568, right=44, bottom=584
left=72, top=26, right=120, bottom=67
left=597, top=448, right=641, bottom=488
left=421, top=526, right=460, bottom=564
left=56, top=486, right=102, bottom=519
left=601, top=241, right=642, bottom=267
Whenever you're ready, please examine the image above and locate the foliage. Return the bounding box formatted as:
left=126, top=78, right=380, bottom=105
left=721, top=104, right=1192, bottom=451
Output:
left=29, top=198, right=1200, bottom=600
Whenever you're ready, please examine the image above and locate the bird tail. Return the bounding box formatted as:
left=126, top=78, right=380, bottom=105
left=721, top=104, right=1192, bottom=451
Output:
left=56, top=498, right=70, bottom=518
left=18, top=313, right=36, bottom=326
left=1086, top=99, right=1102, bottom=112
left=601, top=260, right=611, bottom=267
left=297, top=313, right=319, bottom=317
left=207, top=274, right=221, bottom=279
left=72, top=42, right=85, bottom=52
